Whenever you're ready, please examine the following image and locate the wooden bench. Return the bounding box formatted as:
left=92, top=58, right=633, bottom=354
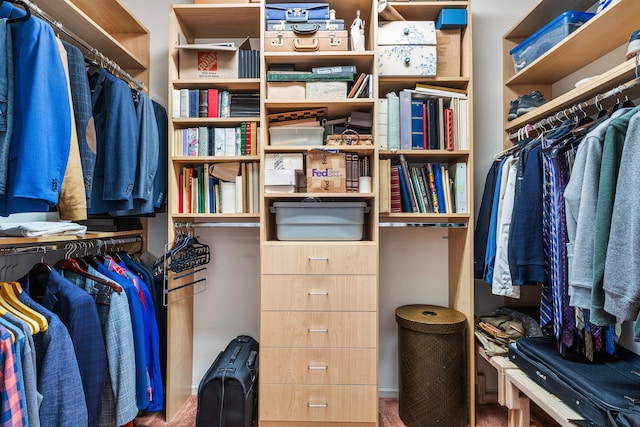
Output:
left=476, top=344, right=583, bottom=427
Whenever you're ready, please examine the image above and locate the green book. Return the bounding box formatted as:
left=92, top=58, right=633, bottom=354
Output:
left=266, top=71, right=355, bottom=82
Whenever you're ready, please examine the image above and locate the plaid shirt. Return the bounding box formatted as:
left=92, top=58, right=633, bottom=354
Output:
left=0, top=324, right=25, bottom=426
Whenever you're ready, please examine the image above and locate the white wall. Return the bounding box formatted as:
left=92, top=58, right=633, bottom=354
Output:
left=119, top=0, right=538, bottom=394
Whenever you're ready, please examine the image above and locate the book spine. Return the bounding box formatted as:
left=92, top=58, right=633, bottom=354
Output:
left=378, top=98, right=388, bottom=150
left=345, top=153, right=353, bottom=192
left=411, top=100, right=425, bottom=150
left=452, top=162, right=467, bottom=213
left=396, top=164, right=412, bottom=213
left=240, top=122, right=247, bottom=156
left=399, top=90, right=412, bottom=150
left=311, top=65, right=357, bottom=74
left=398, top=154, right=418, bottom=212
left=207, top=88, right=219, bottom=118
left=198, top=89, right=208, bottom=118
left=219, top=91, right=230, bottom=118
left=246, top=122, right=252, bottom=156
left=409, top=167, right=425, bottom=212
left=197, top=127, right=208, bottom=156
left=425, top=163, right=440, bottom=213
left=445, top=108, right=454, bottom=151
left=390, top=165, right=402, bottom=213
left=387, top=92, right=400, bottom=150
left=179, top=89, right=189, bottom=118
left=432, top=162, right=446, bottom=213
left=172, top=89, right=181, bottom=119
left=187, top=128, right=198, bottom=156
left=426, top=98, right=439, bottom=150
left=189, top=89, right=198, bottom=118
left=352, top=153, right=359, bottom=192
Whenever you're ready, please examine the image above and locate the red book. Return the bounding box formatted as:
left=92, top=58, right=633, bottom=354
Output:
left=178, top=172, right=184, bottom=213
left=445, top=108, right=454, bottom=151
left=207, top=88, right=219, bottom=118
left=246, top=121, right=252, bottom=155
left=390, top=165, right=402, bottom=213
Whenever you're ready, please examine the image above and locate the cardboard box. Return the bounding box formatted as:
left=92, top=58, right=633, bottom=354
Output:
left=306, top=150, right=346, bottom=193
left=177, top=38, right=250, bottom=79
left=267, top=82, right=306, bottom=99
left=306, top=81, right=348, bottom=99
left=436, top=29, right=461, bottom=77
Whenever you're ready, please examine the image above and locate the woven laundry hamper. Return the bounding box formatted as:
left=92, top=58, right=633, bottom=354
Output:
left=395, top=304, right=468, bottom=427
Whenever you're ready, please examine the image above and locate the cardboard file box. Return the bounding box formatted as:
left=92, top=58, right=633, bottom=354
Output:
left=267, top=82, right=306, bottom=99
left=436, top=29, right=461, bottom=77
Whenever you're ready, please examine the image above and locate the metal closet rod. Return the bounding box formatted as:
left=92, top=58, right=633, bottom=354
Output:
left=22, top=0, right=146, bottom=92
left=508, top=72, right=640, bottom=141
left=174, top=221, right=467, bottom=228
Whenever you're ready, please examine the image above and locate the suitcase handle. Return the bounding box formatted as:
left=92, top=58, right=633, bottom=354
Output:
left=294, top=38, right=319, bottom=51
left=292, top=23, right=319, bottom=35
left=230, top=345, right=242, bottom=364
left=286, top=8, right=309, bottom=22
left=246, top=350, right=258, bottom=370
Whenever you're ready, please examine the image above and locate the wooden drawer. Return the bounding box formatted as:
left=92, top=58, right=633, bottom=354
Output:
left=260, top=384, right=378, bottom=423
left=261, top=244, right=377, bottom=275
left=261, top=275, right=377, bottom=311
left=260, top=311, right=377, bottom=348
left=260, top=347, right=376, bottom=385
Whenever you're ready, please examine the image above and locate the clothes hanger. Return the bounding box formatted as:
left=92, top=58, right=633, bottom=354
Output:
left=54, top=258, right=123, bottom=293
left=5, top=0, right=31, bottom=24
left=0, top=283, right=38, bottom=335
left=0, top=281, right=48, bottom=332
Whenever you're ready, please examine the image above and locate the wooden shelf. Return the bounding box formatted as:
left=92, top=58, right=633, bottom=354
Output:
left=264, top=99, right=375, bottom=118
left=172, top=118, right=261, bottom=127
left=387, top=1, right=469, bottom=21
left=504, top=0, right=640, bottom=86
left=171, top=3, right=261, bottom=39
left=172, top=79, right=260, bottom=91
left=42, top=0, right=148, bottom=72
left=0, top=230, right=144, bottom=247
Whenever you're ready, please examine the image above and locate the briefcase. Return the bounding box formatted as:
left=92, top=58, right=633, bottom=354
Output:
left=265, top=29, right=348, bottom=52
left=266, top=19, right=345, bottom=31
left=265, top=3, right=330, bottom=22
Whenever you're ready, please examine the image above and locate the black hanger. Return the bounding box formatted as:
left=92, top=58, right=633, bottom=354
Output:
left=5, top=0, right=31, bottom=24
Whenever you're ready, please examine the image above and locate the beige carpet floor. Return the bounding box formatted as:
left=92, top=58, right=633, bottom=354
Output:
left=133, top=396, right=537, bottom=427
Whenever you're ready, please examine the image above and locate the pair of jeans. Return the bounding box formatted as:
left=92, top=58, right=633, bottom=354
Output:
left=0, top=18, right=13, bottom=195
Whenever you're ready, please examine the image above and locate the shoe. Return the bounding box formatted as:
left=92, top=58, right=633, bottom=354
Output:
left=507, top=99, right=519, bottom=121
left=626, top=29, right=640, bottom=60
left=516, top=90, right=547, bottom=116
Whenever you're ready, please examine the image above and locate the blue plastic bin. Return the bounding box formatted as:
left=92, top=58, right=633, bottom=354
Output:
left=509, top=11, right=595, bottom=73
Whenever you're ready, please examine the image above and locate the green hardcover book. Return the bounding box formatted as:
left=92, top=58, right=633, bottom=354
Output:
left=240, top=122, right=247, bottom=156
left=266, top=71, right=355, bottom=82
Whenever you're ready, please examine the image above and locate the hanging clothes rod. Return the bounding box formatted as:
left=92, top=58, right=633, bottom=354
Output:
left=379, top=222, right=468, bottom=228
left=22, top=0, right=146, bottom=91
left=508, top=71, right=640, bottom=141
left=175, top=222, right=260, bottom=229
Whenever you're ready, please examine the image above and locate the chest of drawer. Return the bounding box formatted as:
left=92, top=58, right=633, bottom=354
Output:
left=260, top=347, right=376, bottom=385
left=260, top=384, right=378, bottom=423
left=260, top=311, right=377, bottom=348
left=261, top=244, right=377, bottom=275
left=261, top=275, right=377, bottom=311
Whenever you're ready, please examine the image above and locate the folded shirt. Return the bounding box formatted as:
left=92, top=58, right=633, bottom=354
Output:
left=0, top=221, right=87, bottom=237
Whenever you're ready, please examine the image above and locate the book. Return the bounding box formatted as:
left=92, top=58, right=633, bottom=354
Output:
left=189, top=89, right=198, bottom=118
left=396, top=164, right=412, bottom=213
left=219, top=90, right=230, bottom=118
left=354, top=74, right=371, bottom=98
left=398, top=154, right=418, bottom=212
left=220, top=180, right=236, bottom=214
left=266, top=71, right=355, bottom=82
left=240, top=122, right=247, bottom=155
left=442, top=164, right=452, bottom=214
left=347, top=72, right=367, bottom=98
left=207, top=88, right=219, bottom=118
left=311, top=65, right=357, bottom=74
left=214, top=128, right=225, bottom=156
left=245, top=122, right=252, bottom=155
left=179, top=88, right=189, bottom=118
left=198, top=89, right=208, bottom=117
left=198, top=127, right=208, bottom=156
left=379, top=159, right=391, bottom=213
left=432, top=162, right=446, bottom=213
left=386, top=92, right=400, bottom=150
left=399, top=90, right=412, bottom=150
left=171, top=89, right=180, bottom=118
left=390, top=165, right=402, bottom=213
left=413, top=83, right=468, bottom=98
left=251, top=162, right=259, bottom=213
left=411, top=100, right=425, bottom=150
left=378, top=98, right=388, bottom=150
left=409, top=167, right=426, bottom=213
left=204, top=163, right=210, bottom=213
left=235, top=175, right=243, bottom=213
left=425, top=163, right=440, bottom=213
left=444, top=108, right=454, bottom=151
left=437, top=97, right=445, bottom=150
left=425, top=98, right=439, bottom=150
left=224, top=127, right=236, bottom=156
left=450, top=162, right=467, bottom=213
left=418, top=167, right=434, bottom=213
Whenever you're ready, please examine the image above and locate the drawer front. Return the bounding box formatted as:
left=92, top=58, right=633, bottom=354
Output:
left=261, top=275, right=377, bottom=311
left=260, top=311, right=377, bottom=348
left=262, top=244, right=377, bottom=274
left=260, top=384, right=378, bottom=423
left=377, top=45, right=437, bottom=77
left=378, top=20, right=436, bottom=45
left=260, top=347, right=376, bottom=385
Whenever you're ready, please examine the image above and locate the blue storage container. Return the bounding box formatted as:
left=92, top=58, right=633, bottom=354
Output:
left=509, top=11, right=595, bottom=73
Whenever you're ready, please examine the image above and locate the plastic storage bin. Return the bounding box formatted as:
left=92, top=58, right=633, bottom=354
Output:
left=395, top=304, right=467, bottom=427
left=269, top=126, right=324, bottom=146
left=509, top=11, right=595, bottom=73
left=270, top=201, right=368, bottom=240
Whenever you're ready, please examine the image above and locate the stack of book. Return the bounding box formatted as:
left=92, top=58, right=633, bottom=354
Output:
left=178, top=162, right=259, bottom=215
left=175, top=122, right=259, bottom=157
left=238, top=49, right=260, bottom=78
left=172, top=89, right=260, bottom=119
left=379, top=85, right=468, bottom=151
left=266, top=65, right=358, bottom=99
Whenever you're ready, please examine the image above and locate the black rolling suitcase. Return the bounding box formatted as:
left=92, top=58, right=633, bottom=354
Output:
left=196, top=335, right=259, bottom=427
left=508, top=337, right=640, bottom=427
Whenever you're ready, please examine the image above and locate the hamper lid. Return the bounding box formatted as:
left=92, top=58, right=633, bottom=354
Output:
left=395, top=304, right=466, bottom=334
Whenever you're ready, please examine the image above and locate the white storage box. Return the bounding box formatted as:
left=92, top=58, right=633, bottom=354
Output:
left=270, top=201, right=369, bottom=241
left=269, top=126, right=324, bottom=146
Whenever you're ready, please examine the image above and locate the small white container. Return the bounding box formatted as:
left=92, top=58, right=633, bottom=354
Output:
left=269, top=126, right=324, bottom=146
left=270, top=201, right=369, bottom=241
